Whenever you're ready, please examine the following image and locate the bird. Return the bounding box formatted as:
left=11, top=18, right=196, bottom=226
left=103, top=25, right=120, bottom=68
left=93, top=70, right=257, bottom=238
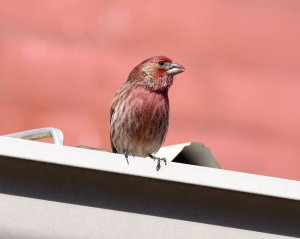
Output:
left=110, top=56, right=185, bottom=170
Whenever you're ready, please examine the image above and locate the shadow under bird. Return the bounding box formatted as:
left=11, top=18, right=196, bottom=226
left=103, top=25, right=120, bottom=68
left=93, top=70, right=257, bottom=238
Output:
left=110, top=56, right=185, bottom=170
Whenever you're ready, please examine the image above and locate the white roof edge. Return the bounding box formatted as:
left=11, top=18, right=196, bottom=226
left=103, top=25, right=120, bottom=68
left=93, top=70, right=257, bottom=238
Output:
left=0, top=136, right=300, bottom=201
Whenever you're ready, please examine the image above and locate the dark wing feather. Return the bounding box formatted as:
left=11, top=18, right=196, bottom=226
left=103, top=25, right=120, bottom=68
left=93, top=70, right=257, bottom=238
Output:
left=110, top=81, right=134, bottom=153
left=110, top=66, right=145, bottom=152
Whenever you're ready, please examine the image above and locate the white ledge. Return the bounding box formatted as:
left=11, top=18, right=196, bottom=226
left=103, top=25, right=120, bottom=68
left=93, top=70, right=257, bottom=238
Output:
left=0, top=136, right=299, bottom=201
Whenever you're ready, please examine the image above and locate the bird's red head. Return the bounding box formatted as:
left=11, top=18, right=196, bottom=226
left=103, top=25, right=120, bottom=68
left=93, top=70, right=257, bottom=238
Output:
left=128, top=56, right=185, bottom=92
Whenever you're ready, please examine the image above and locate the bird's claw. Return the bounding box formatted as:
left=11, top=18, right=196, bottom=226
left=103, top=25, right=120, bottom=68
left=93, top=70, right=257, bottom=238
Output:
left=124, top=152, right=132, bottom=165
left=150, top=155, right=167, bottom=171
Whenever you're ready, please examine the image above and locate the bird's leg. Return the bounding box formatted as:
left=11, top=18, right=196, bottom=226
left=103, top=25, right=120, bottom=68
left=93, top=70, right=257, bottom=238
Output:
left=124, top=152, right=129, bottom=165
left=149, top=154, right=167, bottom=171
left=124, top=152, right=135, bottom=165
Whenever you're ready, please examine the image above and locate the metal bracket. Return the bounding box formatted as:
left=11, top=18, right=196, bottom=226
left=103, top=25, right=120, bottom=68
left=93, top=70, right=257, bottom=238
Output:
left=4, top=127, right=64, bottom=145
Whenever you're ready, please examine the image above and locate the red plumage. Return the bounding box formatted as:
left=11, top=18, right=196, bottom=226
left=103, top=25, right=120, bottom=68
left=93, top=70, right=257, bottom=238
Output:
left=110, top=56, right=185, bottom=170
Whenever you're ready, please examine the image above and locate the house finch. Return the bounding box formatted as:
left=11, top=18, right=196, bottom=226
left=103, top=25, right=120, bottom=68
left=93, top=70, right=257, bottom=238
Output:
left=110, top=56, right=185, bottom=170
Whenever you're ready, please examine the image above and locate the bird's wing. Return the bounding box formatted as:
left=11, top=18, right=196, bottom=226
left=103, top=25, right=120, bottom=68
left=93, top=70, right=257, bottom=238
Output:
left=110, top=82, right=130, bottom=123
left=110, top=82, right=133, bottom=153
left=110, top=66, right=145, bottom=152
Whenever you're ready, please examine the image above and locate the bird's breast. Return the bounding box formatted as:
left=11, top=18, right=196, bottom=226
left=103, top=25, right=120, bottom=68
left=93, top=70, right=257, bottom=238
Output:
left=113, top=87, right=169, bottom=157
left=127, top=87, right=169, bottom=127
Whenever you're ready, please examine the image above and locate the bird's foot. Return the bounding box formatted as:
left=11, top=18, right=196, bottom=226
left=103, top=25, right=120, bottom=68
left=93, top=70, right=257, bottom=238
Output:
left=124, top=152, right=129, bottom=165
left=124, top=152, right=135, bottom=165
left=149, top=154, right=167, bottom=171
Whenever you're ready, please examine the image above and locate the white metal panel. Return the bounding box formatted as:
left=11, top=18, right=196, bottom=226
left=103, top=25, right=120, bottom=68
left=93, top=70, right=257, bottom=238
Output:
left=1, top=136, right=300, bottom=238
left=0, top=136, right=299, bottom=201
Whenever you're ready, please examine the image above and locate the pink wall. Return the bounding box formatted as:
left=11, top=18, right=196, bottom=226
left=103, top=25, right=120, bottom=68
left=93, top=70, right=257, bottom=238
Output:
left=0, top=0, right=299, bottom=180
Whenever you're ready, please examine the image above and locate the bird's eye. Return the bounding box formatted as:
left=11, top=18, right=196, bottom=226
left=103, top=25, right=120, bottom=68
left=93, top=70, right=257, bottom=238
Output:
left=158, top=61, right=165, bottom=66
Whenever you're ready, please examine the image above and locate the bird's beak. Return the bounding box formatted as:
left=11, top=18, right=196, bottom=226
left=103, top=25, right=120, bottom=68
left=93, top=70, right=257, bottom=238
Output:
left=167, top=62, right=185, bottom=75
